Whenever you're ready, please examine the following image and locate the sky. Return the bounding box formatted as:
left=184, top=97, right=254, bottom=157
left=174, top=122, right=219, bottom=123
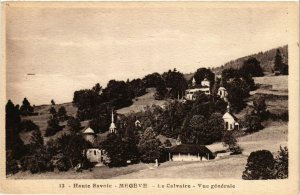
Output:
left=5, top=3, right=289, bottom=105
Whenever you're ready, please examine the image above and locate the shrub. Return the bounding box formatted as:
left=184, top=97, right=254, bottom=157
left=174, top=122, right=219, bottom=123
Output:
left=56, top=156, right=71, bottom=172
left=243, top=112, right=263, bottom=133
left=21, top=153, right=54, bottom=174
left=242, top=150, right=275, bottom=180
left=273, top=146, right=288, bottom=179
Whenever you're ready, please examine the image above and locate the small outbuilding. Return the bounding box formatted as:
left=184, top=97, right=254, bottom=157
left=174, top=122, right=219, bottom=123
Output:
left=168, top=144, right=214, bottom=161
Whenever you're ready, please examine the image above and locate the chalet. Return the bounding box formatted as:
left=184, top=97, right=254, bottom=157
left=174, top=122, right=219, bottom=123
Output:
left=185, top=88, right=210, bottom=100
left=168, top=144, right=214, bottom=161
left=222, top=105, right=239, bottom=131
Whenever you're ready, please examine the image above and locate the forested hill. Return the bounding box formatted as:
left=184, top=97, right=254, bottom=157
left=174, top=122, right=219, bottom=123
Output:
left=211, top=45, right=288, bottom=74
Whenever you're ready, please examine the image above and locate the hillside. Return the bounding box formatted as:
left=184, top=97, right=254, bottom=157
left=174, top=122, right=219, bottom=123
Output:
left=19, top=88, right=167, bottom=144
left=212, top=45, right=288, bottom=74
left=117, top=88, right=167, bottom=115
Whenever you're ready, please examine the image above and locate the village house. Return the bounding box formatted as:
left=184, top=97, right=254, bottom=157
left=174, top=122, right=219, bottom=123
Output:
left=222, top=105, right=239, bottom=131
left=185, top=77, right=211, bottom=100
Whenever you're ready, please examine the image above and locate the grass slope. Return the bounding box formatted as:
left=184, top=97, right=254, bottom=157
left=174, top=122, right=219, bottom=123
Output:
left=117, top=88, right=167, bottom=115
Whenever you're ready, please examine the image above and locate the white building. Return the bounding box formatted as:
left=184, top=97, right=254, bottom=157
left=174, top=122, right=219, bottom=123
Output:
left=217, top=86, right=228, bottom=99
left=168, top=144, right=214, bottom=161
left=82, top=127, right=106, bottom=166
left=222, top=105, right=239, bottom=131
left=201, top=78, right=210, bottom=87
left=109, top=110, right=117, bottom=133
left=185, top=88, right=210, bottom=100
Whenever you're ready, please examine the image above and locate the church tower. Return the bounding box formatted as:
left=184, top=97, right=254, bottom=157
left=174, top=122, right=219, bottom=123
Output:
left=109, top=110, right=117, bottom=134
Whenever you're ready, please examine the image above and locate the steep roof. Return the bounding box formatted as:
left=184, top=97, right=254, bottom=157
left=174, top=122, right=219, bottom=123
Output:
left=222, top=112, right=238, bottom=121
left=169, top=144, right=213, bottom=156
left=218, top=86, right=226, bottom=91
left=82, top=127, right=95, bottom=134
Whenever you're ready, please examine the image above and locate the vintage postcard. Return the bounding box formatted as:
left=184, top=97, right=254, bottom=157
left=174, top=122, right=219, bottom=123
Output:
left=0, top=1, right=299, bottom=194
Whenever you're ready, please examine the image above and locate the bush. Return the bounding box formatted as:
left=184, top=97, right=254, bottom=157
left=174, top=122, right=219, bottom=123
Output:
left=243, top=112, right=263, bottom=133
left=56, top=156, right=71, bottom=172
left=242, top=150, right=275, bottom=180
left=21, top=153, right=54, bottom=174
left=273, top=146, right=288, bottom=179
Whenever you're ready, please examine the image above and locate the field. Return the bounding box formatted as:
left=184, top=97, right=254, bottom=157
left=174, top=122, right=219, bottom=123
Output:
left=11, top=75, right=288, bottom=179
left=117, top=88, right=167, bottom=115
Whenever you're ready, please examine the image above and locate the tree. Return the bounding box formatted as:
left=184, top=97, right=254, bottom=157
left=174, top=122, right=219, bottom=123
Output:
left=226, top=78, right=250, bottom=112
left=103, top=80, right=133, bottom=109
left=128, top=79, right=146, bottom=97
left=240, top=57, right=264, bottom=77
left=20, top=98, right=34, bottom=116
left=222, top=131, right=242, bottom=154
left=162, top=69, right=188, bottom=99
left=57, top=106, right=68, bottom=122
left=45, top=117, right=62, bottom=137
left=6, top=151, right=19, bottom=174
left=193, top=68, right=215, bottom=86
left=64, top=134, right=93, bottom=169
left=274, top=49, right=283, bottom=72
left=6, top=100, right=24, bottom=160
left=154, top=76, right=168, bottom=100
left=187, top=114, right=223, bottom=145
left=101, top=133, right=128, bottom=167
left=92, top=83, right=102, bottom=94
left=273, top=49, right=289, bottom=75
left=67, top=116, right=81, bottom=133
left=142, top=72, right=162, bottom=88
left=221, top=68, right=240, bottom=81
left=253, top=96, right=268, bottom=120
left=273, top=146, right=288, bottom=179
left=138, top=127, right=165, bottom=163
left=51, top=99, right=55, bottom=106
left=21, top=120, right=39, bottom=132
left=242, top=150, right=275, bottom=180
left=243, top=112, right=263, bottom=132
left=49, top=107, right=57, bottom=116
left=164, top=139, right=172, bottom=147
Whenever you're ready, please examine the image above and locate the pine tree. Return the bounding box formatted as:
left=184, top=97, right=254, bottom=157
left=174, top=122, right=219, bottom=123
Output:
left=274, top=49, right=283, bottom=72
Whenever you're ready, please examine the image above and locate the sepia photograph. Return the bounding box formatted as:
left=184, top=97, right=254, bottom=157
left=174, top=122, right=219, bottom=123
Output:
left=1, top=1, right=299, bottom=194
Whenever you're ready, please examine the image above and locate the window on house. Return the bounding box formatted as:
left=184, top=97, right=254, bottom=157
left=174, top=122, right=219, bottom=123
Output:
left=94, top=150, right=96, bottom=155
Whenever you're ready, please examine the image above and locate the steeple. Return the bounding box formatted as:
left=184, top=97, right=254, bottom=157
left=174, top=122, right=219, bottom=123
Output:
left=109, top=109, right=117, bottom=134
left=227, top=104, right=230, bottom=113
left=192, top=77, right=196, bottom=87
